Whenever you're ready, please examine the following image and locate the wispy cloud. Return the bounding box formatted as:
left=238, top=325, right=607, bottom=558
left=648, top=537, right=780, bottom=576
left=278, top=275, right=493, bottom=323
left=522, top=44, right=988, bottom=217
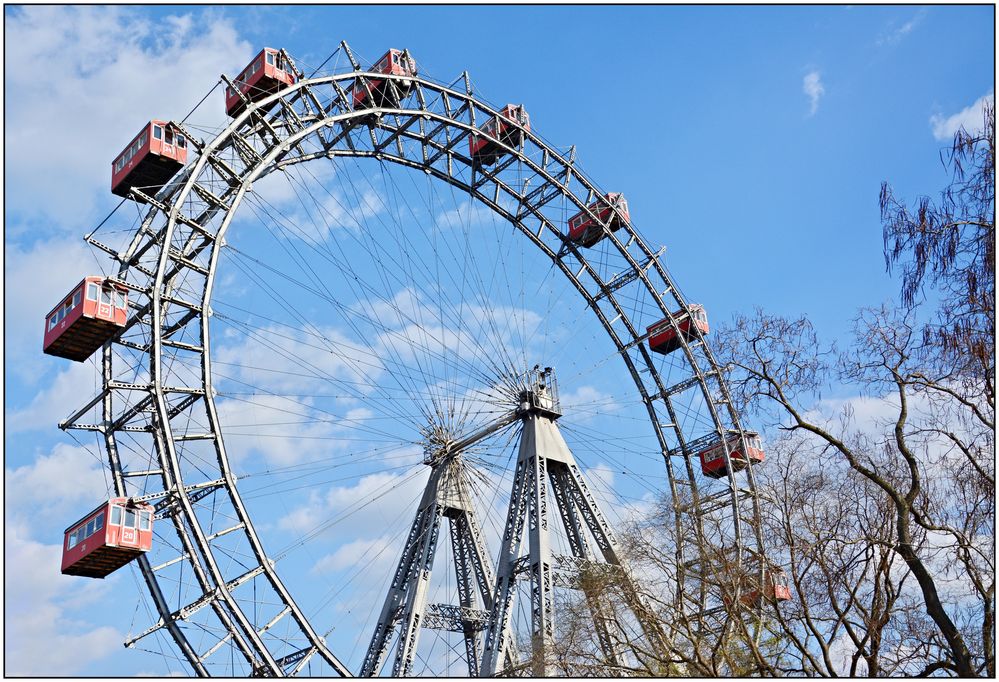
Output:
left=803, top=71, right=825, bottom=116
left=4, top=453, right=122, bottom=675
left=876, top=10, right=926, bottom=47
left=3, top=238, right=93, bottom=380
left=4, top=362, right=98, bottom=435
left=929, top=91, right=995, bottom=141
left=4, top=6, right=252, bottom=225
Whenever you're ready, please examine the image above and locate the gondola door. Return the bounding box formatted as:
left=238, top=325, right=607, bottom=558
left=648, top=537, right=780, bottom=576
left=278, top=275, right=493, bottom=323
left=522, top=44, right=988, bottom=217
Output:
left=96, top=285, right=115, bottom=321
left=119, top=506, right=140, bottom=547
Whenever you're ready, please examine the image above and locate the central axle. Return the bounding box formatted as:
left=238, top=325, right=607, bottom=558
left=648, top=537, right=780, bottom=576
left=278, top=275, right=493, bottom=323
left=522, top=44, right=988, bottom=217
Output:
left=421, top=366, right=562, bottom=466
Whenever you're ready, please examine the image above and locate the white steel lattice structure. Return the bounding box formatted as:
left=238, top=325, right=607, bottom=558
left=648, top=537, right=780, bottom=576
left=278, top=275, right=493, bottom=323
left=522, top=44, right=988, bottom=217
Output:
left=475, top=369, right=669, bottom=677
left=61, top=42, right=773, bottom=676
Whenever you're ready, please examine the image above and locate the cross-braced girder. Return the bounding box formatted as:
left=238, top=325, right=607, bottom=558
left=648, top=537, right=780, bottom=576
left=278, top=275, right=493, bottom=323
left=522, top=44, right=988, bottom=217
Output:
left=480, top=379, right=667, bottom=676
left=361, top=452, right=499, bottom=677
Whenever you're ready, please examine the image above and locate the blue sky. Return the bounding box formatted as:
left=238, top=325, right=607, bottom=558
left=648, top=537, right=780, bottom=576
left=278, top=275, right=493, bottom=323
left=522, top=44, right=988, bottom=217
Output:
left=3, top=4, right=994, bottom=676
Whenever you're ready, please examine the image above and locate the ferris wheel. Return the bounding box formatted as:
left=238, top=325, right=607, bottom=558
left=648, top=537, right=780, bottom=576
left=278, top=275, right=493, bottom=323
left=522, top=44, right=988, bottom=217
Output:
left=50, top=42, right=785, bottom=676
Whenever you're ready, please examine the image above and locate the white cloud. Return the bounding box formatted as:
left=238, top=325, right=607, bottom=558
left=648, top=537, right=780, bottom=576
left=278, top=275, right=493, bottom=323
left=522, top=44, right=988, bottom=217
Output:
left=811, top=386, right=987, bottom=478
left=5, top=443, right=109, bottom=523
left=324, top=469, right=427, bottom=519
left=216, top=395, right=337, bottom=467
left=354, top=287, right=433, bottom=330
left=436, top=199, right=496, bottom=230
left=2, top=9, right=254, bottom=674
left=466, top=302, right=545, bottom=351
left=247, top=163, right=337, bottom=208
left=930, top=91, right=995, bottom=141
left=4, top=6, right=253, bottom=225
left=212, top=322, right=384, bottom=396
left=811, top=392, right=903, bottom=429
left=376, top=322, right=479, bottom=365
left=559, top=384, right=619, bottom=423
left=803, top=70, right=825, bottom=116
left=5, top=362, right=100, bottom=434
left=3, top=238, right=94, bottom=378
left=237, top=165, right=387, bottom=246
left=4, top=524, right=123, bottom=675
left=356, top=189, right=387, bottom=223
left=1, top=6, right=296, bottom=677
left=361, top=289, right=547, bottom=373
left=585, top=462, right=616, bottom=491
left=275, top=489, right=328, bottom=534
left=215, top=392, right=379, bottom=467
left=272, top=466, right=431, bottom=620
left=312, top=535, right=396, bottom=574
left=278, top=468, right=427, bottom=536
left=876, top=10, right=926, bottom=47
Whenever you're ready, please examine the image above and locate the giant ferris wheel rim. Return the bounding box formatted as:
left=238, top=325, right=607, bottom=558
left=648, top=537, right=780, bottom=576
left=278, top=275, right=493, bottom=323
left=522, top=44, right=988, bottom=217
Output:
left=81, top=45, right=766, bottom=676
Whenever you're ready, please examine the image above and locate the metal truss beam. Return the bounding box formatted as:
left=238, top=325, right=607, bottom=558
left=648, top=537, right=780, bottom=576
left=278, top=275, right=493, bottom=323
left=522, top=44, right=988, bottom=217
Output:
left=481, top=379, right=670, bottom=676
left=361, top=450, right=500, bottom=677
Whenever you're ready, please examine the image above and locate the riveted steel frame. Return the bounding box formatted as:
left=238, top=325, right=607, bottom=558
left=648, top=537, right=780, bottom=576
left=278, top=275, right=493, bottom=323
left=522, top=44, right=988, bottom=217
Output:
left=63, top=43, right=767, bottom=676
left=360, top=454, right=499, bottom=677
left=480, top=409, right=667, bottom=676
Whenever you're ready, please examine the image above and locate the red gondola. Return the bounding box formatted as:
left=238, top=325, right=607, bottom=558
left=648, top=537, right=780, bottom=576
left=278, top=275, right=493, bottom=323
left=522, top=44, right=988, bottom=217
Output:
left=111, top=120, right=188, bottom=201
left=352, top=49, right=417, bottom=110
left=743, top=568, right=792, bottom=606
left=728, top=566, right=792, bottom=608
left=567, top=193, right=629, bottom=247
left=697, top=430, right=765, bottom=479
left=62, top=498, right=155, bottom=579
left=43, top=277, right=128, bottom=361
left=468, top=104, right=531, bottom=166
left=647, top=305, right=709, bottom=355
left=225, top=47, right=296, bottom=117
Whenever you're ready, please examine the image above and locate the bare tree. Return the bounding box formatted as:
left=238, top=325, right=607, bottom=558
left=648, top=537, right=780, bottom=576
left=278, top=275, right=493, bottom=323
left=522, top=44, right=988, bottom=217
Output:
left=881, top=102, right=995, bottom=385
left=712, top=98, right=994, bottom=677
left=718, top=303, right=993, bottom=676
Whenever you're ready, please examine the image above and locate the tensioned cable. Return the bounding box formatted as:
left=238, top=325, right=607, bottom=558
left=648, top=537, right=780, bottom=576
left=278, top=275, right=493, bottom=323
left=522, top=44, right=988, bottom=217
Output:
left=213, top=289, right=510, bottom=432
left=292, top=159, right=456, bottom=421
left=216, top=251, right=435, bottom=428
left=260, top=150, right=564, bottom=668
left=210, top=189, right=540, bottom=512
left=230, top=175, right=512, bottom=418
left=326, top=146, right=525, bottom=386
left=225, top=135, right=564, bottom=660
left=306, top=46, right=341, bottom=79
left=293, top=153, right=508, bottom=418
left=84, top=197, right=128, bottom=240
left=181, top=80, right=222, bottom=124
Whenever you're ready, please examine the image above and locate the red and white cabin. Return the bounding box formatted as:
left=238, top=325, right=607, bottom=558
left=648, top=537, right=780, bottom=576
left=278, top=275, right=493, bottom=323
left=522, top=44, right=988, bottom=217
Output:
left=43, top=277, right=128, bottom=362
left=647, top=304, right=709, bottom=355
left=352, top=49, right=417, bottom=110
left=468, top=104, right=531, bottom=166
left=568, top=193, right=630, bottom=247
left=226, top=47, right=296, bottom=117
left=732, top=568, right=792, bottom=608
left=111, top=120, right=188, bottom=201
left=697, top=430, right=765, bottom=479
left=62, top=498, right=155, bottom=579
